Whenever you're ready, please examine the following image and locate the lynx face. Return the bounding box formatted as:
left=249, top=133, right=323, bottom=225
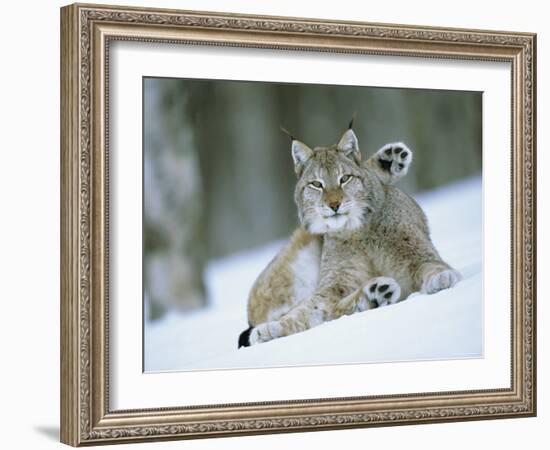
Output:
left=292, top=129, right=374, bottom=234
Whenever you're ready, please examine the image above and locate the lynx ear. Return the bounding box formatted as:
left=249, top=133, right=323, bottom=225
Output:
left=337, top=128, right=361, bottom=164
left=291, top=140, right=313, bottom=176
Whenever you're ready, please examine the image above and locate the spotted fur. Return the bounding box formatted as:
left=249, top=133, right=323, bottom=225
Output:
left=239, top=126, right=460, bottom=347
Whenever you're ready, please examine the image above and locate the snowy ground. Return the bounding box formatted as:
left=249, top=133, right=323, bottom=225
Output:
left=144, top=177, right=482, bottom=372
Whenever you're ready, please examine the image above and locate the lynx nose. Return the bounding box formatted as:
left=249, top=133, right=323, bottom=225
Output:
left=329, top=201, right=341, bottom=213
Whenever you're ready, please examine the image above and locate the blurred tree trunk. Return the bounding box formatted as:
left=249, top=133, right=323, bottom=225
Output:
left=143, top=80, right=207, bottom=319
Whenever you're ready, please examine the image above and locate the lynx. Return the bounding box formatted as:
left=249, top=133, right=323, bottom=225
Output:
left=238, top=120, right=461, bottom=348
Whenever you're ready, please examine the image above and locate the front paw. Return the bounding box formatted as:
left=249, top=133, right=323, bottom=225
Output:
left=376, top=142, right=412, bottom=176
left=363, top=277, right=401, bottom=308
left=246, top=321, right=283, bottom=346
left=422, top=269, right=461, bottom=294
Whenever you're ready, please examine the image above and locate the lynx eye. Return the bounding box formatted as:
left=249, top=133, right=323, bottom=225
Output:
left=309, top=180, right=323, bottom=189
left=340, top=174, right=352, bottom=184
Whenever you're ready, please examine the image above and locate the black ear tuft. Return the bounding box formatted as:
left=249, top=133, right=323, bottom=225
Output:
left=348, top=111, right=357, bottom=129
left=280, top=126, right=296, bottom=142
left=238, top=326, right=254, bottom=348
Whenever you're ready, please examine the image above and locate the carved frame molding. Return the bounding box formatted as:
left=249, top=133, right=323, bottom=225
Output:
left=60, top=3, right=536, bottom=446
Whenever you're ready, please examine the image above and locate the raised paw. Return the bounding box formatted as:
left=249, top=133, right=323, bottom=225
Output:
left=376, top=142, right=412, bottom=177
left=363, top=276, right=401, bottom=308
left=242, top=321, right=283, bottom=346
left=422, top=269, right=461, bottom=294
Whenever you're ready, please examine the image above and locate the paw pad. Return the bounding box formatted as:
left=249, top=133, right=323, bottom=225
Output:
left=377, top=142, right=412, bottom=176
left=363, top=277, right=401, bottom=307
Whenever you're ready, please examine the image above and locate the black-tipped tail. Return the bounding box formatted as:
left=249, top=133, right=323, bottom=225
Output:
left=238, top=326, right=253, bottom=348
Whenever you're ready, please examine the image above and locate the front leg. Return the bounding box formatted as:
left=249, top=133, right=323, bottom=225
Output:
left=334, top=276, right=401, bottom=317
left=365, top=142, right=413, bottom=185
left=247, top=277, right=401, bottom=346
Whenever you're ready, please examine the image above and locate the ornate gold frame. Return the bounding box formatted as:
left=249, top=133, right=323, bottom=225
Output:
left=60, top=3, right=536, bottom=446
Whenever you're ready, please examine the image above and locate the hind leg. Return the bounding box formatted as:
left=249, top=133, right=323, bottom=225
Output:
left=366, top=142, right=413, bottom=185
left=245, top=295, right=326, bottom=346
left=247, top=229, right=321, bottom=325
left=239, top=228, right=321, bottom=348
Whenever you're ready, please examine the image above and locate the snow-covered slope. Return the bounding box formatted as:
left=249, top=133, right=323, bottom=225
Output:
left=144, top=177, right=482, bottom=372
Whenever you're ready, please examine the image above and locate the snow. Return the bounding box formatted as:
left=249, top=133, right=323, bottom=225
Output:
left=144, top=177, right=482, bottom=372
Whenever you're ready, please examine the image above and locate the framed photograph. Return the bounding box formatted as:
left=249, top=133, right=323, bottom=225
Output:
left=60, top=3, right=536, bottom=446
